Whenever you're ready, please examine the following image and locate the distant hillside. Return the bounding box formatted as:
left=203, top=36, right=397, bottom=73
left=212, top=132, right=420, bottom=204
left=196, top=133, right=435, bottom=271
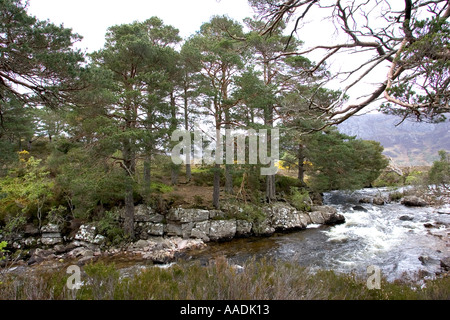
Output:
left=337, top=113, right=450, bottom=166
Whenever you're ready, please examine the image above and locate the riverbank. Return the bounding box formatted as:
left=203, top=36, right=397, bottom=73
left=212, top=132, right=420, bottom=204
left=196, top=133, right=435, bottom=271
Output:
left=2, top=188, right=449, bottom=288
left=0, top=201, right=344, bottom=268
left=1, top=256, right=449, bottom=300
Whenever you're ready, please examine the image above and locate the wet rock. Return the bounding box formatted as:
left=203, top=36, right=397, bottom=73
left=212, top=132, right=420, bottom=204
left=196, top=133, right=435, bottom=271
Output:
left=74, top=224, right=97, bottom=243
left=67, top=247, right=95, bottom=258
left=77, top=255, right=96, bottom=266
left=54, top=244, right=69, bottom=254
left=133, top=239, right=150, bottom=250
left=401, top=196, right=428, bottom=207
left=182, top=222, right=194, bottom=239
left=236, top=220, right=252, bottom=237
left=71, top=225, right=105, bottom=245
left=419, top=255, right=441, bottom=267
left=134, top=204, right=155, bottom=222
left=146, top=223, right=164, bottom=237
left=359, top=197, right=373, bottom=204
left=173, top=238, right=204, bottom=251
left=209, top=210, right=227, bottom=220
left=27, top=256, right=43, bottom=266
left=298, top=213, right=312, bottom=226
left=41, top=235, right=62, bottom=246
left=165, top=222, right=182, bottom=237
left=65, top=241, right=83, bottom=251
left=23, top=237, right=38, bottom=247
left=322, top=211, right=346, bottom=225
left=311, top=205, right=338, bottom=215
left=301, top=213, right=313, bottom=225
left=27, top=248, right=54, bottom=265
left=373, top=197, right=386, bottom=205
left=139, top=231, right=149, bottom=240
left=167, top=208, right=210, bottom=223
left=41, top=224, right=62, bottom=245
left=143, top=250, right=174, bottom=264
left=269, top=202, right=306, bottom=230
left=41, top=224, right=60, bottom=233
left=191, top=221, right=211, bottom=241
left=418, top=255, right=429, bottom=265
left=352, top=205, right=368, bottom=212
left=209, top=220, right=236, bottom=241
left=82, top=249, right=94, bottom=257
left=399, top=215, right=414, bottom=221
left=423, top=223, right=434, bottom=228
left=92, top=234, right=106, bottom=245
left=308, top=211, right=325, bottom=224
left=311, top=205, right=344, bottom=225
left=23, top=224, right=39, bottom=237
left=252, top=219, right=275, bottom=236
left=440, top=257, right=450, bottom=271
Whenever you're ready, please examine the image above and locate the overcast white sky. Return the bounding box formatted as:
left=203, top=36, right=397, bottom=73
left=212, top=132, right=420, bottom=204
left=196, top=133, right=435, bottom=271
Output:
left=27, top=0, right=256, bottom=53
left=26, top=0, right=388, bottom=112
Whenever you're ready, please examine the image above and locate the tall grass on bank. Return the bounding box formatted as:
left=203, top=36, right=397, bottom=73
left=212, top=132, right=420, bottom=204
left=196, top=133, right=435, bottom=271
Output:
left=0, top=257, right=449, bottom=300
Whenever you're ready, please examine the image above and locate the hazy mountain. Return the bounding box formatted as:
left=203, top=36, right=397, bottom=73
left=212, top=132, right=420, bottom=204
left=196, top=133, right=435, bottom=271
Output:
left=337, top=113, right=450, bottom=166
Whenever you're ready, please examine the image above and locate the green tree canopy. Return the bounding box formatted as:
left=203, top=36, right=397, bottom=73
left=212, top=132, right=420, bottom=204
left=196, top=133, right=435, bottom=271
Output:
left=0, top=0, right=85, bottom=106
left=306, top=128, right=389, bottom=192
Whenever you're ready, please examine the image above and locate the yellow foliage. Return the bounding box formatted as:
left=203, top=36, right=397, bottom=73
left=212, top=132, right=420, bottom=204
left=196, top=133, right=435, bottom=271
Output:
left=18, top=150, right=31, bottom=162
left=277, top=161, right=290, bottom=170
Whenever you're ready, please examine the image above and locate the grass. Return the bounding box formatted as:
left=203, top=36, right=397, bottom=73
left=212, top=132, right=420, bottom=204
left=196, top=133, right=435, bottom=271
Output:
left=1, top=257, right=448, bottom=300
left=150, top=182, right=174, bottom=194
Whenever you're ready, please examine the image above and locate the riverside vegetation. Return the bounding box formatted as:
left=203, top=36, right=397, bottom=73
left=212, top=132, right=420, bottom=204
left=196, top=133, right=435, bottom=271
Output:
left=0, top=258, right=449, bottom=300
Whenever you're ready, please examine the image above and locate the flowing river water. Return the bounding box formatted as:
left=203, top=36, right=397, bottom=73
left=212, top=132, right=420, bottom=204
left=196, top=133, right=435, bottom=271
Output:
left=179, top=188, right=450, bottom=282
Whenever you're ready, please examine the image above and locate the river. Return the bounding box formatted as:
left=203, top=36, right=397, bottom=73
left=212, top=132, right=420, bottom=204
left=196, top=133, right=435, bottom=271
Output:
left=180, top=188, right=450, bottom=282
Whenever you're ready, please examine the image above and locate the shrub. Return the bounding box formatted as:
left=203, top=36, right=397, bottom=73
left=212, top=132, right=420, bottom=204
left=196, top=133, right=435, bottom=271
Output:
left=237, top=203, right=266, bottom=223
left=96, top=210, right=124, bottom=246
left=46, top=205, right=68, bottom=228
left=373, top=171, right=403, bottom=187
left=428, top=150, right=450, bottom=190
left=276, top=175, right=302, bottom=194
left=193, top=195, right=203, bottom=207
left=0, top=241, right=7, bottom=261
left=0, top=154, right=54, bottom=228
left=389, top=191, right=404, bottom=202
left=52, top=147, right=127, bottom=220
left=289, top=187, right=312, bottom=212
left=150, top=182, right=173, bottom=194
left=79, top=262, right=121, bottom=300
left=191, top=166, right=219, bottom=187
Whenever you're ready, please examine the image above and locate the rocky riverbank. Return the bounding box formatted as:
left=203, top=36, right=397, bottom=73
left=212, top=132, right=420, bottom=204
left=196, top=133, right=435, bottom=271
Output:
left=1, top=202, right=345, bottom=268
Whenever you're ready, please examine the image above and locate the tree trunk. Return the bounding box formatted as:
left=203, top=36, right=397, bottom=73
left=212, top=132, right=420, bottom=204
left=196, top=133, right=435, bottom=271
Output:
left=264, top=105, right=276, bottom=202
left=225, top=164, right=233, bottom=194
left=144, top=158, right=151, bottom=196
left=186, top=163, right=192, bottom=182
left=298, top=143, right=305, bottom=186
left=223, top=86, right=233, bottom=194
left=213, top=164, right=221, bottom=209
left=266, top=174, right=276, bottom=202
left=171, top=165, right=179, bottom=186
left=124, top=181, right=135, bottom=238
left=184, top=85, right=192, bottom=182
left=123, top=134, right=136, bottom=239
